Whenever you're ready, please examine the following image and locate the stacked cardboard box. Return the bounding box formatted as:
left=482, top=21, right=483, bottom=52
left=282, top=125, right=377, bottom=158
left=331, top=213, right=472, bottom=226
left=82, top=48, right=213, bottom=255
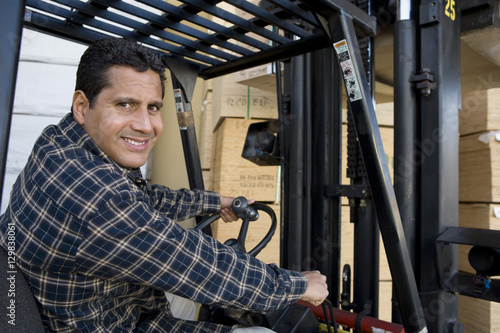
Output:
left=198, top=69, right=280, bottom=264
left=458, top=87, right=500, bottom=332
left=211, top=72, right=279, bottom=131
left=234, top=63, right=279, bottom=93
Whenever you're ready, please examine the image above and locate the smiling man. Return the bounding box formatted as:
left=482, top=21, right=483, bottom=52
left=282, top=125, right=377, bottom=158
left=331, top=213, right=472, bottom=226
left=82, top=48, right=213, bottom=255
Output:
left=72, top=65, right=163, bottom=169
left=0, top=38, right=328, bottom=332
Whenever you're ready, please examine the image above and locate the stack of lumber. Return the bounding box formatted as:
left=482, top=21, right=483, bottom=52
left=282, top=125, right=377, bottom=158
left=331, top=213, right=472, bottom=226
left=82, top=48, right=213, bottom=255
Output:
left=458, top=87, right=500, bottom=332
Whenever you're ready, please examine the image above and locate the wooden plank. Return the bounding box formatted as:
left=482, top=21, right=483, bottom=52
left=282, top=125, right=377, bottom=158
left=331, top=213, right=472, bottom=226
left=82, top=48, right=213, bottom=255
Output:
left=459, top=295, right=500, bottom=333
left=459, top=132, right=500, bottom=203
left=459, top=203, right=500, bottom=230
left=460, top=85, right=500, bottom=137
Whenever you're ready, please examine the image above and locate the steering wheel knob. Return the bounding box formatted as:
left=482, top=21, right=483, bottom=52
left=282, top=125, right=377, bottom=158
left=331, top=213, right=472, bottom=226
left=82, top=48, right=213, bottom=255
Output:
left=232, top=197, right=259, bottom=221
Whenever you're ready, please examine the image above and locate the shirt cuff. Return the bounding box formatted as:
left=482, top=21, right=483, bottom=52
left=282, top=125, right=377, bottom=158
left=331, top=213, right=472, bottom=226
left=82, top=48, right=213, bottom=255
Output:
left=201, top=190, right=221, bottom=215
left=284, top=269, right=309, bottom=301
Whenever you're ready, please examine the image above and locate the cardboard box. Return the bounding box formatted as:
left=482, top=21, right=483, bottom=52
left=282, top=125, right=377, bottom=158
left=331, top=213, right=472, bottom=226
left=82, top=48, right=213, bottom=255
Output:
left=234, top=63, right=278, bottom=93
left=459, top=132, right=500, bottom=203
left=209, top=118, right=279, bottom=202
left=211, top=72, right=278, bottom=131
left=460, top=88, right=500, bottom=136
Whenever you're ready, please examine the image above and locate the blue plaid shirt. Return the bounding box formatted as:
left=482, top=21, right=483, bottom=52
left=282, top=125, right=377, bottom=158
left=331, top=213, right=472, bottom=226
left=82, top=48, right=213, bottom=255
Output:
left=0, top=114, right=307, bottom=332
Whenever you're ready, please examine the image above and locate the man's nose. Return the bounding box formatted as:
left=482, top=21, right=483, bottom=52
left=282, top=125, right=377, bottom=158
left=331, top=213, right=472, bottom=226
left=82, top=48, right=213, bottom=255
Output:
left=131, top=107, right=154, bottom=133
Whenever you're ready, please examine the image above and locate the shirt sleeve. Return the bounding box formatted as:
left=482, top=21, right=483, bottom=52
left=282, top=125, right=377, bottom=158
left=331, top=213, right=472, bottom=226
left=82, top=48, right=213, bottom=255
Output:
left=75, top=189, right=308, bottom=312
left=147, top=184, right=221, bottom=220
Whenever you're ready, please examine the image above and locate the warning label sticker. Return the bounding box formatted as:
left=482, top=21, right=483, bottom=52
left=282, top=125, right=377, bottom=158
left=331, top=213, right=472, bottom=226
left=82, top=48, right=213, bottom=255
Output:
left=173, top=88, right=187, bottom=130
left=173, top=89, right=184, bottom=113
left=333, top=40, right=362, bottom=102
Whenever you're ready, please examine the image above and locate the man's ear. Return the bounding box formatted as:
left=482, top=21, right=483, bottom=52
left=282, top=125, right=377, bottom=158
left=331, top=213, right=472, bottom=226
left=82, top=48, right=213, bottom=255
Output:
left=72, top=90, right=89, bottom=127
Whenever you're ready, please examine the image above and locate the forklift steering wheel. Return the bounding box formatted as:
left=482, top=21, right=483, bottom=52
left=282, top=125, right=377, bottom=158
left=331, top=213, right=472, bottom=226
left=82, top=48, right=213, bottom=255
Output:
left=195, top=197, right=277, bottom=257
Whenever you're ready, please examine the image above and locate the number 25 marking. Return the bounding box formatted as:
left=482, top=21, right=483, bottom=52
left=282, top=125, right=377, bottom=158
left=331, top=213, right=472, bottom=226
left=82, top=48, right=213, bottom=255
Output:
left=445, top=0, right=456, bottom=21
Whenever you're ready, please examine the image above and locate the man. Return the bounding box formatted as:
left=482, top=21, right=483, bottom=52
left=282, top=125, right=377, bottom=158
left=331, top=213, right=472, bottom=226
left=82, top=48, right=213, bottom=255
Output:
left=0, top=37, right=328, bottom=332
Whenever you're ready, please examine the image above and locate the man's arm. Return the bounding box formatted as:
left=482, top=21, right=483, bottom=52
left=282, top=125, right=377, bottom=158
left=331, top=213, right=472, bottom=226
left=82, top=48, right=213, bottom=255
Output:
left=78, top=195, right=309, bottom=312
left=148, top=186, right=252, bottom=222
left=148, top=185, right=220, bottom=220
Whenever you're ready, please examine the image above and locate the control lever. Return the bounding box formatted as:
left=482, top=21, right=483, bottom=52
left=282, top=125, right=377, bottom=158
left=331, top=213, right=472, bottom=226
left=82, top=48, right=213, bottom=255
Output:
left=232, top=197, right=259, bottom=221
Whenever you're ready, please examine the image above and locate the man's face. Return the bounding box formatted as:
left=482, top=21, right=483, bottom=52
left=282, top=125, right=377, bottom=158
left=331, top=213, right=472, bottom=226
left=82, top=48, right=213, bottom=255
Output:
left=73, top=66, right=164, bottom=169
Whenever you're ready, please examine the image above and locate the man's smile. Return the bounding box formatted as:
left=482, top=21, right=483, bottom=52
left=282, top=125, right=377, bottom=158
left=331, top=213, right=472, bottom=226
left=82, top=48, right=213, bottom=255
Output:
left=123, top=137, right=149, bottom=146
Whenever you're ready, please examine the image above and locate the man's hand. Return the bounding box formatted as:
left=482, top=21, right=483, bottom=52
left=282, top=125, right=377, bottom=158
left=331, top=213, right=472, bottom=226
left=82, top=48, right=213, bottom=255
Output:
left=300, top=270, right=329, bottom=306
left=219, top=195, right=255, bottom=222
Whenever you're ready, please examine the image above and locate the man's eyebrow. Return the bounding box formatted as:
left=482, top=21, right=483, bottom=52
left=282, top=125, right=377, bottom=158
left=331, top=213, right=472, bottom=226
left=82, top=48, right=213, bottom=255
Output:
left=112, top=97, right=140, bottom=105
left=150, top=101, right=164, bottom=109
left=112, top=97, right=163, bottom=108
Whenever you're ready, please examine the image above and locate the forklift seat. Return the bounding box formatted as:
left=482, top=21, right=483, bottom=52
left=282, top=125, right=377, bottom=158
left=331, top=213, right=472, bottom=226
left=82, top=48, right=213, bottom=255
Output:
left=0, top=247, right=45, bottom=332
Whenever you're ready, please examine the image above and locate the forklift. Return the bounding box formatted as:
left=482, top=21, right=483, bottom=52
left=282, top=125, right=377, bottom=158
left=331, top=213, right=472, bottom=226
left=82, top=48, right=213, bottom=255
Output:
left=2, top=1, right=500, bottom=332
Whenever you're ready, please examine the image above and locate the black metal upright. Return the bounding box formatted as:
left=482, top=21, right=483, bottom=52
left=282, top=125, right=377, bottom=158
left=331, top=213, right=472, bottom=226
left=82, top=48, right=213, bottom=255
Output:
left=349, top=0, right=381, bottom=319
left=0, top=1, right=26, bottom=205
left=280, top=53, right=310, bottom=271
left=310, top=47, right=343, bottom=306
left=417, top=0, right=462, bottom=332
left=279, top=45, right=343, bottom=304
left=164, top=57, right=204, bottom=190
left=163, top=57, right=211, bottom=234
left=392, top=0, right=418, bottom=323
left=316, top=8, right=428, bottom=333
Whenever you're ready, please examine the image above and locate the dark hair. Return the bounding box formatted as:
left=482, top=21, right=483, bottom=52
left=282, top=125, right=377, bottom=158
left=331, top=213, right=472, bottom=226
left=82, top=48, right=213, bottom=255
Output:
left=75, top=37, right=166, bottom=108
